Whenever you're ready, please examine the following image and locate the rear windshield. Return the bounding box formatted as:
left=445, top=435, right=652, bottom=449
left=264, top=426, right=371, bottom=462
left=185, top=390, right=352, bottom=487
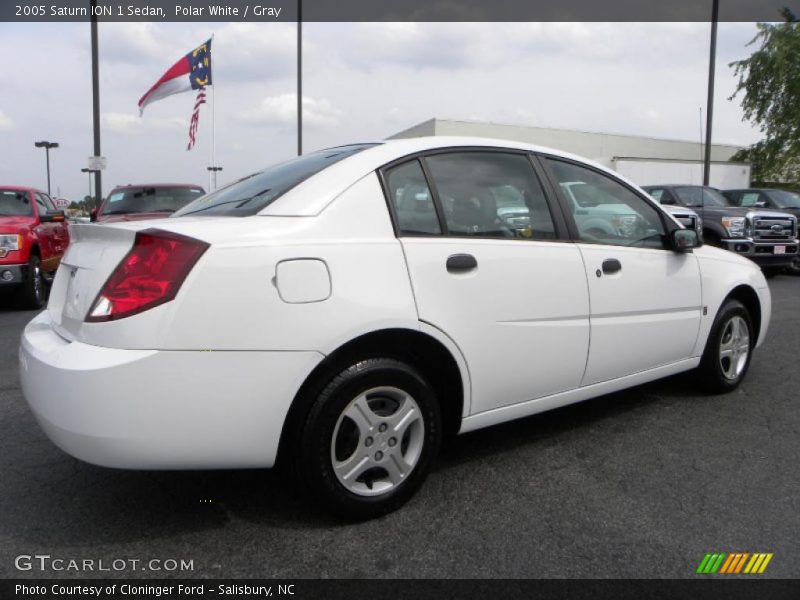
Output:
left=102, top=186, right=205, bottom=215
left=0, top=189, right=33, bottom=216
left=173, top=144, right=377, bottom=217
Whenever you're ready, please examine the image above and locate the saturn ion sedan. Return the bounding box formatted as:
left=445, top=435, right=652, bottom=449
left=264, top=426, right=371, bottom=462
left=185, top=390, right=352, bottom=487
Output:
left=20, top=137, right=771, bottom=519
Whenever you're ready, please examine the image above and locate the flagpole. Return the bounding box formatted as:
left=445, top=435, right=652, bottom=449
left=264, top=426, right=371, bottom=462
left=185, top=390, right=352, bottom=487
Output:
left=210, top=34, right=216, bottom=191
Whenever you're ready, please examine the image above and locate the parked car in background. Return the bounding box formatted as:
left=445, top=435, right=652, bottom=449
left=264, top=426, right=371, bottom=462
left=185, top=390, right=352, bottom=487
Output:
left=91, top=183, right=205, bottom=223
left=0, top=186, right=70, bottom=308
left=642, top=185, right=798, bottom=272
left=660, top=204, right=702, bottom=238
left=21, top=138, right=772, bottom=519
left=723, top=188, right=800, bottom=274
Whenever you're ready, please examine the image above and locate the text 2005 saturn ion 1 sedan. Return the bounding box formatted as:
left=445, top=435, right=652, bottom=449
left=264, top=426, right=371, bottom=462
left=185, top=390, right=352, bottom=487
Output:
left=20, top=137, right=771, bottom=519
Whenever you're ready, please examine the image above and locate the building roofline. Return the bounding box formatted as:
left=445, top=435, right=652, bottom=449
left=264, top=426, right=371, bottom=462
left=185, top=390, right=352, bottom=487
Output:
left=415, top=117, right=746, bottom=150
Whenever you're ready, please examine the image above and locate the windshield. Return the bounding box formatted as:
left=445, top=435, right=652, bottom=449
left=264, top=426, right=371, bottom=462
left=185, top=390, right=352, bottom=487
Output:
left=674, top=186, right=731, bottom=207
left=0, top=189, right=33, bottom=216
left=102, top=186, right=205, bottom=215
left=769, top=190, right=800, bottom=209
left=173, top=144, right=378, bottom=217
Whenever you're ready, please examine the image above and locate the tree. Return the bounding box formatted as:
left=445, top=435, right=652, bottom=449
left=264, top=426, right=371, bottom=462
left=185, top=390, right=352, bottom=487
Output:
left=730, top=10, right=800, bottom=184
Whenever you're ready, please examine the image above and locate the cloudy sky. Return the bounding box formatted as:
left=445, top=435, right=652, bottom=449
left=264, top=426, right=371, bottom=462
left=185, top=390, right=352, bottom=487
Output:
left=0, top=21, right=764, bottom=201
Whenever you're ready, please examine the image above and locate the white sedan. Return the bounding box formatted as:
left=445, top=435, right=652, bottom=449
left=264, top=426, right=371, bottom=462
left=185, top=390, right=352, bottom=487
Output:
left=19, top=137, right=770, bottom=519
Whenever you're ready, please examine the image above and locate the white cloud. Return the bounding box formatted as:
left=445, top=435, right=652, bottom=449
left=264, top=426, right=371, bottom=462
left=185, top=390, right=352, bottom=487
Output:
left=0, top=109, right=12, bottom=131
left=236, top=94, right=342, bottom=128
left=101, top=112, right=185, bottom=134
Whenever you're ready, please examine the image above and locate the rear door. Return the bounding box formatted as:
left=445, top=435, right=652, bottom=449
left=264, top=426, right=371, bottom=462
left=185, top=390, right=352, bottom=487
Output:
left=541, top=157, right=702, bottom=386
left=383, top=150, right=591, bottom=415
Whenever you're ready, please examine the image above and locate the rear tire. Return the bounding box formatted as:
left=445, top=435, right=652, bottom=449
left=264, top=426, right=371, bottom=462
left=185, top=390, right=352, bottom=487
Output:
left=295, top=358, right=441, bottom=521
left=16, top=255, right=45, bottom=310
left=695, top=299, right=753, bottom=394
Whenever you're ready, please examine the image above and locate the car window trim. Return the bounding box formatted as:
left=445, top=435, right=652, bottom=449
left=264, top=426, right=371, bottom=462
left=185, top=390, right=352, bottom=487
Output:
left=377, top=146, right=570, bottom=243
left=537, top=153, right=678, bottom=249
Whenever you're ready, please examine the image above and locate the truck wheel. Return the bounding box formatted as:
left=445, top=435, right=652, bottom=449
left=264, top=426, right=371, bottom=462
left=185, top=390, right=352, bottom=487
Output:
left=295, top=358, right=441, bottom=520
left=17, top=255, right=45, bottom=310
left=695, top=299, right=753, bottom=394
left=786, top=256, right=800, bottom=276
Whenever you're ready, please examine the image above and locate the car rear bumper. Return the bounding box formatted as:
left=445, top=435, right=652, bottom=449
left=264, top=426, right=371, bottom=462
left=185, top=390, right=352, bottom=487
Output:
left=19, top=311, right=323, bottom=470
left=720, top=238, right=798, bottom=267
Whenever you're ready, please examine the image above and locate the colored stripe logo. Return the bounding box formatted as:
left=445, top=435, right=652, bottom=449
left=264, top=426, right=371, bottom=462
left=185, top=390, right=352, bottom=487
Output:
left=697, top=552, right=773, bottom=574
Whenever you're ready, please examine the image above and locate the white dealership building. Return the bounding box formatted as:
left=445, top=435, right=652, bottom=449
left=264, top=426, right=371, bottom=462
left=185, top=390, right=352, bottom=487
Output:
left=389, top=118, right=751, bottom=189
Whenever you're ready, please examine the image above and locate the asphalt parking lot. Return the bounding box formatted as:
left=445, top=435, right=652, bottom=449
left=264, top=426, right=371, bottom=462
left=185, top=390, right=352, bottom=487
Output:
left=0, top=276, right=798, bottom=580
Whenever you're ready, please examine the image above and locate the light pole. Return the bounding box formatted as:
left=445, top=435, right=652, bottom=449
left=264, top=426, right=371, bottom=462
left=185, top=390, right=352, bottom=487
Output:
left=81, top=168, right=95, bottom=201
left=34, top=141, right=59, bottom=196
left=207, top=166, right=223, bottom=191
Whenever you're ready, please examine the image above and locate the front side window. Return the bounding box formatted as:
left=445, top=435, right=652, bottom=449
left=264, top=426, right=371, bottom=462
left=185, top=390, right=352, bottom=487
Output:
left=768, top=190, right=800, bottom=209
left=0, top=189, right=33, bottom=216
left=424, top=152, right=555, bottom=239
left=675, top=186, right=730, bottom=208
left=385, top=160, right=440, bottom=235
left=547, top=158, right=667, bottom=249
left=34, top=193, right=51, bottom=215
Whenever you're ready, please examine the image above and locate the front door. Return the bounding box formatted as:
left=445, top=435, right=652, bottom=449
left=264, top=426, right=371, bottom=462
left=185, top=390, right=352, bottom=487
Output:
left=542, top=157, right=702, bottom=386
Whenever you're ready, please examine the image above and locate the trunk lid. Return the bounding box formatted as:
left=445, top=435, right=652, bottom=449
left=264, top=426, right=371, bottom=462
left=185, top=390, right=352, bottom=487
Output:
left=48, top=224, right=138, bottom=340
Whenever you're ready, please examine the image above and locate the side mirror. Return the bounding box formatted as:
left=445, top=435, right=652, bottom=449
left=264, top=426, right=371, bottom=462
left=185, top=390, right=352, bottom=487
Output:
left=40, top=209, right=66, bottom=223
left=671, top=228, right=700, bottom=252
left=89, top=208, right=98, bottom=222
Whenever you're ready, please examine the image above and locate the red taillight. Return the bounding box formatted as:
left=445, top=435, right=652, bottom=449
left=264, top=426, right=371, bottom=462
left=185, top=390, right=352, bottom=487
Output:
left=86, top=229, right=209, bottom=322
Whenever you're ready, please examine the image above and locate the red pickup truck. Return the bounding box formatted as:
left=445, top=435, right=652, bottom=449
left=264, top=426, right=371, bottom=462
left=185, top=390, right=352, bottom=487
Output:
left=0, top=186, right=70, bottom=308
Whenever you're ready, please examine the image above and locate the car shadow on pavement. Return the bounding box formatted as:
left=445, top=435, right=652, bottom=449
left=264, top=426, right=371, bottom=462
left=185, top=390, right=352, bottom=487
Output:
left=2, top=372, right=704, bottom=548
left=436, top=372, right=702, bottom=471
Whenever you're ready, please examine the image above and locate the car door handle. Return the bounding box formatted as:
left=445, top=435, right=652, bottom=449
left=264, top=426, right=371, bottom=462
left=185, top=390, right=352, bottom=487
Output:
left=602, top=258, right=622, bottom=274
left=446, top=254, right=477, bottom=273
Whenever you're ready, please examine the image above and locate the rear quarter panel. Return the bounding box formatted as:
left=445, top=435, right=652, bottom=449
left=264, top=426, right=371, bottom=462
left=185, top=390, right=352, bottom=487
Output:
left=75, top=173, right=421, bottom=353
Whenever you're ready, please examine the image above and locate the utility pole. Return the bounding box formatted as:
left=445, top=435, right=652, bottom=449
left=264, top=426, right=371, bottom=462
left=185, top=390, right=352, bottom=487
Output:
left=703, top=0, right=719, bottom=186
left=34, top=141, right=59, bottom=196
left=297, top=0, right=302, bottom=156
left=81, top=168, right=94, bottom=200
left=91, top=0, right=103, bottom=206
left=207, top=166, right=223, bottom=191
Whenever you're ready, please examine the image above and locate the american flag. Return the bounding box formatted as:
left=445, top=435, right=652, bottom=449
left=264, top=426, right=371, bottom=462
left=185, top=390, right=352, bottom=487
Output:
left=187, top=87, right=207, bottom=151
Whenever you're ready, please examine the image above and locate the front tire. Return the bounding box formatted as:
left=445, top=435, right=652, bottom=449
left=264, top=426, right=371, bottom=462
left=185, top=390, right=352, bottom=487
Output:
left=695, top=299, right=753, bottom=394
left=296, top=358, right=441, bottom=520
left=17, top=255, right=45, bottom=310
left=786, top=255, right=800, bottom=276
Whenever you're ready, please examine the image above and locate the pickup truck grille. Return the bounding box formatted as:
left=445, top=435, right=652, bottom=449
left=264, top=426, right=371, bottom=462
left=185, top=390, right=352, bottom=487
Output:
left=752, top=216, right=796, bottom=241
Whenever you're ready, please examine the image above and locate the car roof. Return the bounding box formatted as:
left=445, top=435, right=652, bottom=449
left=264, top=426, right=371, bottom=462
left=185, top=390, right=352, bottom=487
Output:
left=263, top=136, right=646, bottom=217
left=0, top=185, right=42, bottom=193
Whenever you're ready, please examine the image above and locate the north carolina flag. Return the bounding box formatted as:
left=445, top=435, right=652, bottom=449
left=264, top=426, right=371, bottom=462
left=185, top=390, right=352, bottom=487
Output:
left=138, top=39, right=212, bottom=115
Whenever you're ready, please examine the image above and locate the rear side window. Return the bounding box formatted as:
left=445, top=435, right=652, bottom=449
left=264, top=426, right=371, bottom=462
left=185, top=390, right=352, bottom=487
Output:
left=0, top=190, right=33, bottom=216
left=174, top=144, right=377, bottom=217
left=385, top=160, right=440, bottom=235
left=425, top=152, right=556, bottom=239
